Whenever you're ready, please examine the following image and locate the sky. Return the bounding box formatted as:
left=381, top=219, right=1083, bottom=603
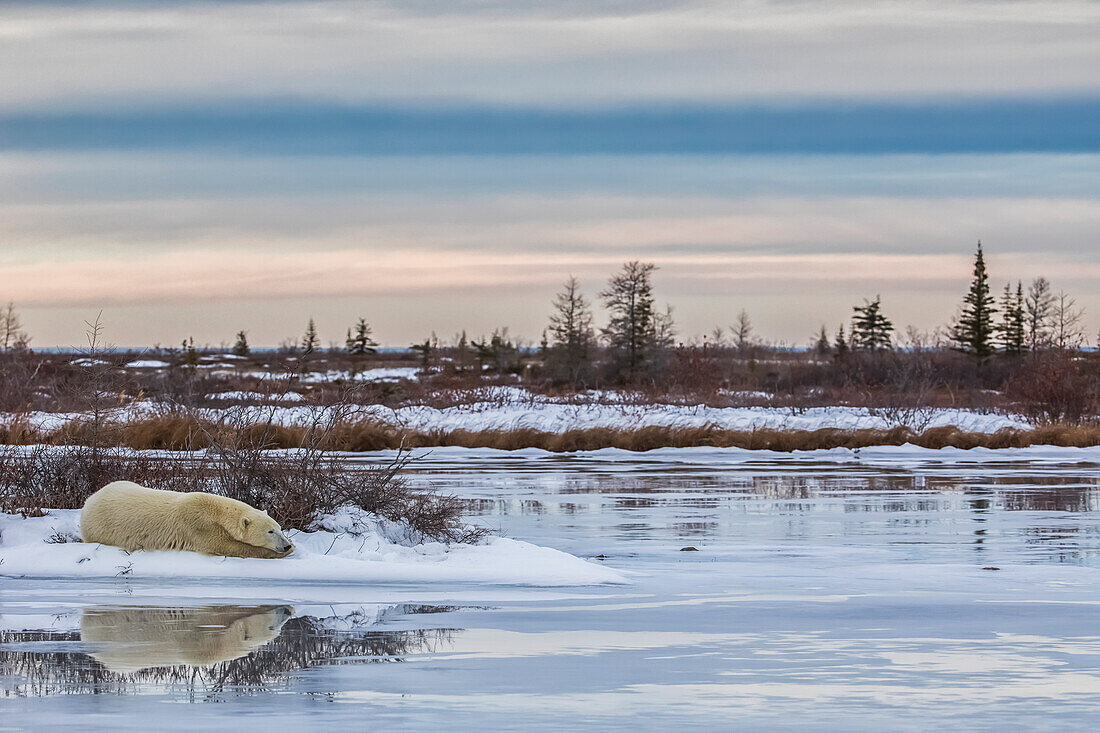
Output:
left=1, top=0, right=1098, bottom=349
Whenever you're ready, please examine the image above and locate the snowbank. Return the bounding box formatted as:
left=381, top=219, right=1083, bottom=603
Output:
left=207, top=391, right=307, bottom=403
left=353, top=443, right=1100, bottom=467
left=0, top=386, right=1031, bottom=436
left=236, top=367, right=421, bottom=383
left=0, top=508, right=624, bottom=587
left=197, top=387, right=1025, bottom=433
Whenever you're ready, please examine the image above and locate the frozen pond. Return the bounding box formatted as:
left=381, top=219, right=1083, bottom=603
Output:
left=4, top=449, right=1100, bottom=730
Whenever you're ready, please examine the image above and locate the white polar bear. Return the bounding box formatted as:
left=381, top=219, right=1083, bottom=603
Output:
left=80, top=481, right=294, bottom=559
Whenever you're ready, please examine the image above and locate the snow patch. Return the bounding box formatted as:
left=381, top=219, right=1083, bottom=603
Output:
left=207, top=391, right=307, bottom=403
left=0, top=508, right=624, bottom=587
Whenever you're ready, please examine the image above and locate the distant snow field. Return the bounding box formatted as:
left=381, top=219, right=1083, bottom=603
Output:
left=0, top=506, right=623, bottom=586
left=208, top=390, right=307, bottom=403
left=2, top=386, right=1030, bottom=435
left=233, top=367, right=421, bottom=383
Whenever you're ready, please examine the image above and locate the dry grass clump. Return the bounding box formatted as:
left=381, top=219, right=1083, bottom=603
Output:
left=0, top=417, right=43, bottom=445
left=8, top=416, right=1100, bottom=453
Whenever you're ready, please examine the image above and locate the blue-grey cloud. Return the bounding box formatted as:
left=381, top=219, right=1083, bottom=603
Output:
left=1, top=99, right=1097, bottom=155
left=5, top=152, right=1098, bottom=201
left=3, top=1, right=1097, bottom=109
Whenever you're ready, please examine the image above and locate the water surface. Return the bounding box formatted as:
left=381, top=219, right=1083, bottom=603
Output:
left=3, top=452, right=1100, bottom=731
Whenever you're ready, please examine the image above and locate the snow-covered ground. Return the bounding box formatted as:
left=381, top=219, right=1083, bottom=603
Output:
left=234, top=367, right=421, bottom=383
left=207, top=390, right=307, bottom=403
left=2, top=386, right=1029, bottom=435
left=0, top=506, right=622, bottom=587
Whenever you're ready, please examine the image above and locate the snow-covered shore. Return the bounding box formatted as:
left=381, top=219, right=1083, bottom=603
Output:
left=0, top=507, right=624, bottom=587
left=3, top=387, right=1028, bottom=435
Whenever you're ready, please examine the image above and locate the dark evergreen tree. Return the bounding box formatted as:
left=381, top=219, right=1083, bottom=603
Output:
left=455, top=330, right=471, bottom=371
left=182, top=336, right=198, bottom=370
left=600, top=261, right=658, bottom=379
left=345, top=317, right=378, bottom=355
left=410, top=338, right=432, bottom=372
left=471, top=328, right=519, bottom=374
left=951, top=242, right=997, bottom=360
left=231, top=330, right=250, bottom=356
left=851, top=296, right=894, bottom=351
left=301, top=318, right=320, bottom=355
left=547, top=276, right=595, bottom=383
left=997, top=281, right=1026, bottom=355
left=833, top=325, right=849, bottom=359
left=814, top=325, right=831, bottom=357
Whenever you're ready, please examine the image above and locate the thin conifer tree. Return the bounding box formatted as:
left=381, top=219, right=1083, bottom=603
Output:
left=547, top=275, right=595, bottom=383
left=951, top=242, right=997, bottom=361
left=997, top=281, right=1026, bottom=355
left=345, top=317, right=378, bottom=355
left=301, top=318, right=320, bottom=355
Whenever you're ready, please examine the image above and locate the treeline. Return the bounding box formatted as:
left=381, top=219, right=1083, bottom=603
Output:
left=1, top=244, right=1098, bottom=424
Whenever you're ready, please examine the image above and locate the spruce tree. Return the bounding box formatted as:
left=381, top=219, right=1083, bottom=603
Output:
left=833, top=325, right=849, bottom=359
left=600, top=261, right=658, bottom=379
left=301, top=318, right=319, bottom=355
left=951, top=242, right=997, bottom=360
left=547, top=276, right=595, bottom=383
left=345, top=317, right=378, bottom=355
left=410, top=337, right=432, bottom=372
left=456, top=330, right=470, bottom=371
left=182, top=337, right=198, bottom=370
left=814, top=325, right=831, bottom=356
left=231, top=330, right=250, bottom=356
left=851, top=296, right=894, bottom=351
left=997, top=281, right=1026, bottom=355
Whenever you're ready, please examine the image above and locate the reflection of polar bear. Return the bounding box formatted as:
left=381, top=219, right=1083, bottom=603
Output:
left=80, top=605, right=294, bottom=674
left=81, top=481, right=293, bottom=559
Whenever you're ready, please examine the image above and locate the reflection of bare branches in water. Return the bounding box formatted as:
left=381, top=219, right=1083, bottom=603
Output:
left=0, top=604, right=458, bottom=699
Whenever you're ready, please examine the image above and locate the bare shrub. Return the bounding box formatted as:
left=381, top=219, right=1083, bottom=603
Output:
left=0, top=446, right=192, bottom=516
left=1004, top=351, right=1100, bottom=424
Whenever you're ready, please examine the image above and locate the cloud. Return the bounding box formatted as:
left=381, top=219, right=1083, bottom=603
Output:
left=3, top=189, right=1098, bottom=259
left=5, top=233, right=1099, bottom=309
left=0, top=1, right=1097, bottom=109
left=1, top=99, right=1097, bottom=155
left=4, top=152, right=1099, bottom=202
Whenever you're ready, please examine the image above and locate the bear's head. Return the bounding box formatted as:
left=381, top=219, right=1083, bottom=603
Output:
left=238, top=510, right=294, bottom=557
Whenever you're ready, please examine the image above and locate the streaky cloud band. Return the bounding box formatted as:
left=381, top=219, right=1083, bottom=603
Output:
left=0, top=98, right=1097, bottom=155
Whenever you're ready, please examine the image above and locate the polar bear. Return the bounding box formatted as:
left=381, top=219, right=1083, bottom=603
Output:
left=80, top=481, right=294, bottom=559
left=81, top=604, right=294, bottom=673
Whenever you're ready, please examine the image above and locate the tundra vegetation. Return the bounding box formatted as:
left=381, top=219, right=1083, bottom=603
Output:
left=0, top=246, right=1097, bottom=471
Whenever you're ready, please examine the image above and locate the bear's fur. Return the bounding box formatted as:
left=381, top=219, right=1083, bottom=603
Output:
left=80, top=481, right=294, bottom=559
left=80, top=604, right=294, bottom=673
